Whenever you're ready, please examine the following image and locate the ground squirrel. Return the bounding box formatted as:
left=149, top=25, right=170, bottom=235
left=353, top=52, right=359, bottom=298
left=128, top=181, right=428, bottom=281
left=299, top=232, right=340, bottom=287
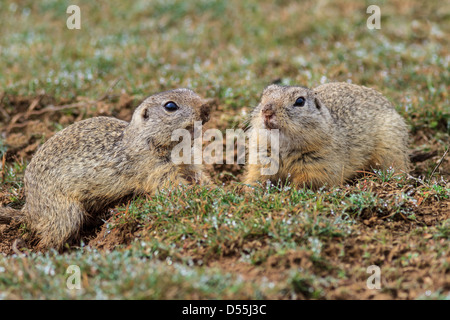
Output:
left=244, top=82, right=410, bottom=188
left=0, top=88, right=211, bottom=250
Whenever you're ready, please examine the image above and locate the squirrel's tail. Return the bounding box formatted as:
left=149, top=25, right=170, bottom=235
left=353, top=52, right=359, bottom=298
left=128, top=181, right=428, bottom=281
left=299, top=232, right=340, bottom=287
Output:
left=0, top=207, right=24, bottom=224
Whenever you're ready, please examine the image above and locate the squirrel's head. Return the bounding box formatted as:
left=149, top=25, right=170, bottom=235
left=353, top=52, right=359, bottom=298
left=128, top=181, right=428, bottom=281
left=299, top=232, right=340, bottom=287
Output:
left=250, top=84, right=332, bottom=150
left=126, top=88, right=211, bottom=153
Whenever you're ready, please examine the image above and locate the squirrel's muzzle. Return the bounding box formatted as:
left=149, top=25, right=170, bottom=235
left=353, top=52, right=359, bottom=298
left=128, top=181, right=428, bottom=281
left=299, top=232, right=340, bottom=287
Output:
left=261, top=104, right=278, bottom=129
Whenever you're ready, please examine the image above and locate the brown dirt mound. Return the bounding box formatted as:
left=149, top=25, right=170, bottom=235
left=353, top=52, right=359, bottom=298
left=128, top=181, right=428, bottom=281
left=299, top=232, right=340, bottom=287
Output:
left=0, top=222, right=30, bottom=255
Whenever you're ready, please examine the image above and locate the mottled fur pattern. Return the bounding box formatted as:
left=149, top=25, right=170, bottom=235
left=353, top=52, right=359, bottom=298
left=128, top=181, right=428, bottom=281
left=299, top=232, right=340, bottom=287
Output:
left=0, top=88, right=211, bottom=250
left=245, top=82, right=410, bottom=188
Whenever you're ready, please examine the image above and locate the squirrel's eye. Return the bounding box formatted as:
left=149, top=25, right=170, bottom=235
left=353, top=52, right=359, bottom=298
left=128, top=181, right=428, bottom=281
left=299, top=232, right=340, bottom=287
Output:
left=294, top=97, right=306, bottom=107
left=164, top=101, right=179, bottom=112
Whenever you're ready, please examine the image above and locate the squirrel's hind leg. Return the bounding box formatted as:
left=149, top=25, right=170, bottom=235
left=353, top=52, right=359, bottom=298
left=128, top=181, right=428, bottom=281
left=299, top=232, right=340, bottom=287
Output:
left=32, top=198, right=87, bottom=251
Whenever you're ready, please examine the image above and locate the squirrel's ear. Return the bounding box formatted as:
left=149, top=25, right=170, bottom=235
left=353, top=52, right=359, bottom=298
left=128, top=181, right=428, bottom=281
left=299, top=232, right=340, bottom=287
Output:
left=141, top=107, right=150, bottom=121
left=313, top=94, right=324, bottom=110
left=314, top=97, right=323, bottom=110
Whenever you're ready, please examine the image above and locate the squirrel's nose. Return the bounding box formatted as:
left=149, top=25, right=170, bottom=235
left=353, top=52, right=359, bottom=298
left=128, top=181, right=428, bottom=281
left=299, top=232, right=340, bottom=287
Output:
left=262, top=104, right=275, bottom=118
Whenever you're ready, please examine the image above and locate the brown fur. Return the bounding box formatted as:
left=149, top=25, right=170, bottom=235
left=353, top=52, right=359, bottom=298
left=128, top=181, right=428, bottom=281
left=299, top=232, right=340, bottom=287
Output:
left=244, top=82, right=410, bottom=188
left=0, top=89, right=211, bottom=250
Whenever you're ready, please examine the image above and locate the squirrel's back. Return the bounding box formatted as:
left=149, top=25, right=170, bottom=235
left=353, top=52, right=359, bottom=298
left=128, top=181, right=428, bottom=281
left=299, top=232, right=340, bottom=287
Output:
left=315, top=82, right=409, bottom=172
left=25, top=117, right=130, bottom=196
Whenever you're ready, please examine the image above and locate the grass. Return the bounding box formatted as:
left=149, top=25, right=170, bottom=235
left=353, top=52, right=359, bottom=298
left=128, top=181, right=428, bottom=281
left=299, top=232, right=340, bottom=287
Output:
left=0, top=247, right=277, bottom=299
left=0, top=0, right=449, bottom=299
